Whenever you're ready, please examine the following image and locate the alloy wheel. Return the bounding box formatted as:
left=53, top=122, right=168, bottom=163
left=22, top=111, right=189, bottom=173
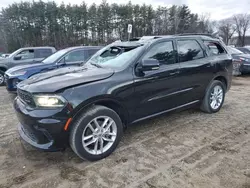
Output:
left=0, top=74, right=4, bottom=85
left=210, top=85, right=223, bottom=110
left=82, top=116, right=117, bottom=155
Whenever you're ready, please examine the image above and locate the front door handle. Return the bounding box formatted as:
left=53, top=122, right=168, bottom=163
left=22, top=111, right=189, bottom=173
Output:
left=169, top=71, right=180, bottom=76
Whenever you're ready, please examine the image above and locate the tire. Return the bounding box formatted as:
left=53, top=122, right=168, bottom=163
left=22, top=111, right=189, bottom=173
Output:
left=70, top=105, right=123, bottom=161
left=200, top=80, right=226, bottom=113
left=0, top=70, right=5, bottom=86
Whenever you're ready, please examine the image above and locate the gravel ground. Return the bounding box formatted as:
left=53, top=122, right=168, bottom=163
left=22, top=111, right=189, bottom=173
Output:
left=0, top=77, right=249, bottom=188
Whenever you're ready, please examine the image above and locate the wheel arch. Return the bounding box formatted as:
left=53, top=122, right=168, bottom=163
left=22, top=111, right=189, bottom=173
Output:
left=70, top=97, right=129, bottom=130
left=0, top=66, right=7, bottom=72
left=213, top=75, right=228, bottom=90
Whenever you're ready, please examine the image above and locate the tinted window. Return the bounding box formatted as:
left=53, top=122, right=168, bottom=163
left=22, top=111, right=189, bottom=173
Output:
left=15, top=49, right=34, bottom=61
left=35, top=49, right=52, bottom=58
left=65, top=50, right=85, bottom=63
left=204, top=41, right=225, bottom=55
left=87, top=49, right=99, bottom=58
left=143, top=41, right=176, bottom=65
left=177, top=40, right=204, bottom=62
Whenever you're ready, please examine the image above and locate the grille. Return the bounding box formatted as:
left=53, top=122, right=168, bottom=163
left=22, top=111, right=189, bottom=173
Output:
left=17, top=89, right=36, bottom=107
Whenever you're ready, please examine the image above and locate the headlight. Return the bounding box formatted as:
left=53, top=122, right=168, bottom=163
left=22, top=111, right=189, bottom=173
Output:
left=11, top=70, right=27, bottom=76
left=33, top=95, right=67, bottom=107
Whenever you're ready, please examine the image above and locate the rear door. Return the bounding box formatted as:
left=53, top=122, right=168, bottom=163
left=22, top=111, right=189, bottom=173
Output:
left=177, top=38, right=216, bottom=104
left=132, top=40, right=182, bottom=120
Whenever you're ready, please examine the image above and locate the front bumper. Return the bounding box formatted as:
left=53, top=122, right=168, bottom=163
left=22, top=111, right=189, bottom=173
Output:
left=14, top=97, right=70, bottom=151
left=4, top=74, right=23, bottom=92
left=240, top=63, right=250, bottom=73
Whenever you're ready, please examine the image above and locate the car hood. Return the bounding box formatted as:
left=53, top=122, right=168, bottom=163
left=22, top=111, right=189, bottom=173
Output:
left=6, top=63, right=47, bottom=74
left=18, top=65, right=114, bottom=93
left=232, top=53, right=250, bottom=59
left=232, top=54, right=250, bottom=63
left=0, top=58, right=8, bottom=64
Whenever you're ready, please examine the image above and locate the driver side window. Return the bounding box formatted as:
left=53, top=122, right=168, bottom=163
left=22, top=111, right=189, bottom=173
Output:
left=64, top=50, right=85, bottom=63
left=14, top=49, right=34, bottom=61
left=143, top=41, right=176, bottom=65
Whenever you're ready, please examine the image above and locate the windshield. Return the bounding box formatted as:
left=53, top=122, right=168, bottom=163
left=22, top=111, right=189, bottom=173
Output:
left=87, top=45, right=144, bottom=69
left=42, top=49, right=68, bottom=64
left=8, top=49, right=20, bottom=58
left=227, top=46, right=243, bottom=54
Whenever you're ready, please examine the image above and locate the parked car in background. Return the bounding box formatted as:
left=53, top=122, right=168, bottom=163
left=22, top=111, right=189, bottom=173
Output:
left=0, top=53, right=10, bottom=59
left=0, top=47, right=56, bottom=85
left=5, top=46, right=102, bottom=92
left=14, top=34, right=232, bottom=161
left=227, top=46, right=250, bottom=74
left=236, top=47, right=250, bottom=54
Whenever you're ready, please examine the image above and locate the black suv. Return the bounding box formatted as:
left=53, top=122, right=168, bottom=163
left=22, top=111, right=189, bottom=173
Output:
left=14, top=34, right=232, bottom=161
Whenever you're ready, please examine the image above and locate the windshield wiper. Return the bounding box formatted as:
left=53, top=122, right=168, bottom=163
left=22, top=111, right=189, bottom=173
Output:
left=90, top=62, right=102, bottom=68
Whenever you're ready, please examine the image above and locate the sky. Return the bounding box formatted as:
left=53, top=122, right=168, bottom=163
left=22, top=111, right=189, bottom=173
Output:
left=0, top=0, right=249, bottom=20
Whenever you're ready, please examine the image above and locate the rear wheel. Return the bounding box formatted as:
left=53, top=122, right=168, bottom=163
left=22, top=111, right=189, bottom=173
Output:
left=70, top=105, right=123, bottom=161
left=201, top=80, right=225, bottom=113
left=0, top=70, right=5, bottom=86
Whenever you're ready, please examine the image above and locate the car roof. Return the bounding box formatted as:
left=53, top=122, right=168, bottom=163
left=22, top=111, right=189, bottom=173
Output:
left=108, top=34, right=221, bottom=48
left=63, top=46, right=103, bottom=51
left=20, top=46, right=56, bottom=50
left=140, top=34, right=220, bottom=42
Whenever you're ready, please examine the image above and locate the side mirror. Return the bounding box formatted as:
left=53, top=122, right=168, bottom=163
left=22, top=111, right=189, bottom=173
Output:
left=57, top=57, right=66, bottom=65
left=14, top=55, right=22, bottom=60
left=139, top=59, right=160, bottom=72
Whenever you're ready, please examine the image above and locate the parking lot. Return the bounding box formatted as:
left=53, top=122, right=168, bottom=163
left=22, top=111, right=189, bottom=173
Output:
left=0, top=77, right=249, bottom=188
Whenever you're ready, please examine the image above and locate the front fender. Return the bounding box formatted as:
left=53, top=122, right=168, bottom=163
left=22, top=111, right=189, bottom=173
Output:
left=70, top=95, right=128, bottom=118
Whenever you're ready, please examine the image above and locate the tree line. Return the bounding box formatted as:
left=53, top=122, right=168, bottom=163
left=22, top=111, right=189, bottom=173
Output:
left=217, top=14, right=250, bottom=46
left=0, top=0, right=214, bottom=52
left=0, top=0, right=249, bottom=52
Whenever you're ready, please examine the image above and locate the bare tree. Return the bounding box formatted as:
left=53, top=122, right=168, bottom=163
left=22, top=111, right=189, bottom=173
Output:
left=233, top=14, right=250, bottom=46
left=197, top=13, right=214, bottom=34
left=218, top=18, right=236, bottom=45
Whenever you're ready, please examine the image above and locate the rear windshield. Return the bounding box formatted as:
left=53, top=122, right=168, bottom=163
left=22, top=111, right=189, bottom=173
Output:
left=87, top=45, right=144, bottom=69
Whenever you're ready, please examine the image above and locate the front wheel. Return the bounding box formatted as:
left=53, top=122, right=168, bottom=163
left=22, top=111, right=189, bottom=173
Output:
left=0, top=70, right=5, bottom=86
left=70, top=105, right=123, bottom=161
left=201, top=80, right=225, bottom=113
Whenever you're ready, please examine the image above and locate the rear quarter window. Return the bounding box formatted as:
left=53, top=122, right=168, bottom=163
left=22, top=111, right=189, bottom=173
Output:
left=203, top=41, right=226, bottom=56
left=35, top=49, right=53, bottom=58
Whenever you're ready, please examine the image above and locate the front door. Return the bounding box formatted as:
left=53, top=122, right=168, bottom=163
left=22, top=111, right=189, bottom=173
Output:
left=132, top=40, right=182, bottom=121
left=64, top=49, right=86, bottom=66
left=10, top=49, right=35, bottom=68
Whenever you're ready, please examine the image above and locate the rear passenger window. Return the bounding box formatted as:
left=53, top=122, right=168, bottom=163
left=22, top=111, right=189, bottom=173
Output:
left=204, top=41, right=225, bottom=56
left=87, top=49, right=99, bottom=58
left=177, top=40, right=204, bottom=62
left=35, top=49, right=52, bottom=58
left=143, top=41, right=176, bottom=65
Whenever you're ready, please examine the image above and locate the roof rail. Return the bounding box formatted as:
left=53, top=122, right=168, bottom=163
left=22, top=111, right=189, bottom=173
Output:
left=175, top=33, right=219, bottom=39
